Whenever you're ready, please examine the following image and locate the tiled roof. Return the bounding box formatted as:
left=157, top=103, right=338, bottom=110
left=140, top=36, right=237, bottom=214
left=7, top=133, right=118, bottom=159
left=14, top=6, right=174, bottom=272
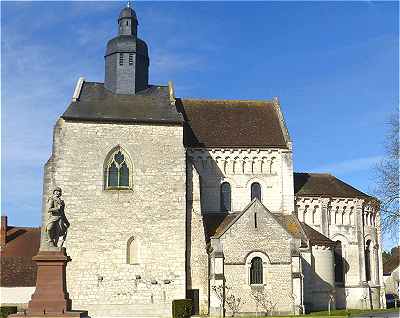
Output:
left=383, top=249, right=400, bottom=275
left=177, top=98, right=288, bottom=148
left=273, top=214, right=308, bottom=246
left=294, top=173, right=371, bottom=199
left=203, top=213, right=237, bottom=242
left=62, top=82, right=183, bottom=124
left=300, top=222, right=336, bottom=247
left=1, top=226, right=40, bottom=287
left=203, top=200, right=307, bottom=247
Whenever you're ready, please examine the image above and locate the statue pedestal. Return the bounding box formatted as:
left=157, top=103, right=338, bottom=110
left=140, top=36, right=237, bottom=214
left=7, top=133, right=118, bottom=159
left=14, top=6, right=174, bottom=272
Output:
left=11, top=248, right=87, bottom=318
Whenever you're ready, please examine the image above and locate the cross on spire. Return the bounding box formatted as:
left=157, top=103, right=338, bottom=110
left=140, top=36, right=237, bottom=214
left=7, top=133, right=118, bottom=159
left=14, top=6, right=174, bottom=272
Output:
left=127, top=0, right=132, bottom=8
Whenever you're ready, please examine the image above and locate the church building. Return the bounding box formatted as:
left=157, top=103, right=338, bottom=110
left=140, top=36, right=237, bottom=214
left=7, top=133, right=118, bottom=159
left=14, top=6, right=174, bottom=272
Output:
left=39, top=5, right=385, bottom=317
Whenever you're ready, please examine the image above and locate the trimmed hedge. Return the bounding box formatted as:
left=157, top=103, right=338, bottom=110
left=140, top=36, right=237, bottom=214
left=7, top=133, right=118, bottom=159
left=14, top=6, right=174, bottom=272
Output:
left=0, top=307, right=17, bottom=318
left=172, top=299, right=192, bottom=318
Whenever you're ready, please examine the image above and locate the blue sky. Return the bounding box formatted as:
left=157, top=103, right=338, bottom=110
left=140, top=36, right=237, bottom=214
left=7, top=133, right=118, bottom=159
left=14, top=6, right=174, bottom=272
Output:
left=1, top=1, right=398, bottom=249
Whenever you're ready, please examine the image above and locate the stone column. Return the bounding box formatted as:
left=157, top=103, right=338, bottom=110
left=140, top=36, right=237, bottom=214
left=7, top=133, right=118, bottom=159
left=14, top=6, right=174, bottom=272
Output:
left=321, top=198, right=331, bottom=236
left=356, top=200, right=367, bottom=283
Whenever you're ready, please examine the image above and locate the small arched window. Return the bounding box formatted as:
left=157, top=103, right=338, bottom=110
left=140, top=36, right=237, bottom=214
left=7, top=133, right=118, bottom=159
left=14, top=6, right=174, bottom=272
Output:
left=220, top=182, right=231, bottom=212
left=105, top=147, right=131, bottom=189
left=251, top=182, right=261, bottom=201
left=127, top=237, right=139, bottom=264
left=250, top=257, right=263, bottom=284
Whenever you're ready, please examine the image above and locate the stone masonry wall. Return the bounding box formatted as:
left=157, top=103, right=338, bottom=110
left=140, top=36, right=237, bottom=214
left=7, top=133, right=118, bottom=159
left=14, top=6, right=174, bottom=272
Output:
left=187, top=148, right=294, bottom=215
left=42, top=119, right=186, bottom=318
left=296, top=196, right=384, bottom=309
left=186, top=163, right=209, bottom=315
left=219, top=201, right=294, bottom=314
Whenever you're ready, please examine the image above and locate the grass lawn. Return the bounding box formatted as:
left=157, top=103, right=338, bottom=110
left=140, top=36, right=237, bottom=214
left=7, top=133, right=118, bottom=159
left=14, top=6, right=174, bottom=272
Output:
left=306, top=308, right=399, bottom=316
left=238, top=307, right=399, bottom=318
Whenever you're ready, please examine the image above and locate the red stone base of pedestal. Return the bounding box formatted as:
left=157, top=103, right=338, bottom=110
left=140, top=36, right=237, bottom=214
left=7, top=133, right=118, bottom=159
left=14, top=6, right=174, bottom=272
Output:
left=10, top=311, right=88, bottom=318
left=13, top=248, right=88, bottom=318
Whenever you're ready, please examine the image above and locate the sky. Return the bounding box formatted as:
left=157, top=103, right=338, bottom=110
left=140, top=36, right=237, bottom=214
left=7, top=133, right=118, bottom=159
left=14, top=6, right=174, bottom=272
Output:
left=1, top=1, right=398, bottom=250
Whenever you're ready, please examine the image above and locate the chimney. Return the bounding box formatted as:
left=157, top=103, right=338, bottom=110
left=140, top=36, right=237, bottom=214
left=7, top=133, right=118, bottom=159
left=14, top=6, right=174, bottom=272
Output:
left=1, top=215, right=7, bottom=248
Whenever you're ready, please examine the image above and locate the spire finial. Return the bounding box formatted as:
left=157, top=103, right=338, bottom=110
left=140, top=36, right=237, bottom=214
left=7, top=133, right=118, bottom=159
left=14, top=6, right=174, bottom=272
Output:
left=127, top=0, right=131, bottom=8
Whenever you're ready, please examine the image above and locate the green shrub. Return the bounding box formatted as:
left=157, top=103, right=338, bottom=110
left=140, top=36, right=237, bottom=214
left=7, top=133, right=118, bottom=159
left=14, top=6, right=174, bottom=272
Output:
left=172, top=299, right=193, bottom=318
left=0, top=306, right=17, bottom=318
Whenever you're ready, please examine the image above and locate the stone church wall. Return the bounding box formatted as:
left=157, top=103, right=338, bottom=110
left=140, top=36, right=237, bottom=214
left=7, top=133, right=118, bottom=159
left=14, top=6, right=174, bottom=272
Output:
left=296, top=196, right=385, bottom=310
left=188, top=148, right=294, bottom=215
left=42, top=119, right=186, bottom=318
left=218, top=201, right=294, bottom=314
left=186, top=163, right=209, bottom=315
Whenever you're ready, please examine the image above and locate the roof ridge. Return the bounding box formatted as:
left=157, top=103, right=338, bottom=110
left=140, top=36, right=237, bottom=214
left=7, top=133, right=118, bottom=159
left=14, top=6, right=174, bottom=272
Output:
left=180, top=97, right=275, bottom=104
left=294, top=172, right=332, bottom=176
left=83, top=82, right=168, bottom=88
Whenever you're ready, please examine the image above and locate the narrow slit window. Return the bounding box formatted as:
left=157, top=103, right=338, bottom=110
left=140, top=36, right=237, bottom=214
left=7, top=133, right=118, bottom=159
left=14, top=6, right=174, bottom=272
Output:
left=119, top=53, right=124, bottom=66
left=220, top=182, right=231, bottom=212
left=129, top=53, right=133, bottom=65
left=334, top=241, right=345, bottom=284
left=254, top=213, right=257, bottom=228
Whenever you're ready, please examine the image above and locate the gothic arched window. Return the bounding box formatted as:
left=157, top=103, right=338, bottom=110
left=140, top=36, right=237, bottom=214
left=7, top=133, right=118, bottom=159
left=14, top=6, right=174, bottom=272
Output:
left=250, top=257, right=263, bottom=284
left=220, top=182, right=231, bottom=212
left=251, top=182, right=262, bottom=201
left=104, top=147, right=131, bottom=189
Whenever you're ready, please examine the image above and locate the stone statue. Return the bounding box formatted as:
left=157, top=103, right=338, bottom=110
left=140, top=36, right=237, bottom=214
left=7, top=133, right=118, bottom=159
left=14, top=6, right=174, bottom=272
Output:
left=46, top=187, right=70, bottom=247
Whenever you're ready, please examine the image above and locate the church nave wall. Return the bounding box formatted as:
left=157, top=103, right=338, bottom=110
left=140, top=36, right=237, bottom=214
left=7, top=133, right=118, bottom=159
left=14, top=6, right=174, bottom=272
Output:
left=187, top=148, right=294, bottom=215
left=43, top=119, right=187, bottom=316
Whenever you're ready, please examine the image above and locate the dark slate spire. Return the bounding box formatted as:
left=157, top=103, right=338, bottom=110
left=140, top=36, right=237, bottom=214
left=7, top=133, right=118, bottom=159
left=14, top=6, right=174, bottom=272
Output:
left=118, top=4, right=138, bottom=37
left=104, top=3, right=149, bottom=95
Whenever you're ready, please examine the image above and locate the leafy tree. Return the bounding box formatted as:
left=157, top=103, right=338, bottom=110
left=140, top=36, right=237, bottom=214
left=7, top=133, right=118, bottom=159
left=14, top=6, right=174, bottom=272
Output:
left=382, top=250, right=392, bottom=264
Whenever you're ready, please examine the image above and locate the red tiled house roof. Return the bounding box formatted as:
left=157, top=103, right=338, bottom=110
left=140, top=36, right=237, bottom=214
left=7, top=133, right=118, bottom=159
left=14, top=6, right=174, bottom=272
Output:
left=0, top=216, right=40, bottom=287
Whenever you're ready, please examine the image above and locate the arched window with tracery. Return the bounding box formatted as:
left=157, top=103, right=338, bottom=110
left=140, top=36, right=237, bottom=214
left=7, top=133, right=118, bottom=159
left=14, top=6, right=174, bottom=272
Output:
left=250, top=257, right=263, bottom=284
left=104, top=147, right=132, bottom=189
left=220, top=182, right=231, bottom=212
left=251, top=182, right=262, bottom=201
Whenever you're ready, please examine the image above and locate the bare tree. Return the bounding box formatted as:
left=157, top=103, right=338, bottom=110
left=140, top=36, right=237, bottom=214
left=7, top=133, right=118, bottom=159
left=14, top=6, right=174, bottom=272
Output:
left=212, top=285, right=243, bottom=317
left=375, top=114, right=399, bottom=239
left=225, top=286, right=242, bottom=317
left=251, top=288, right=277, bottom=316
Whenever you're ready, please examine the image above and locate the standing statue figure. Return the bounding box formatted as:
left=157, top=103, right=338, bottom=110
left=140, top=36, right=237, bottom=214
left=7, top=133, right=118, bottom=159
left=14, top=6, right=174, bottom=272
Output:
left=46, top=187, right=70, bottom=247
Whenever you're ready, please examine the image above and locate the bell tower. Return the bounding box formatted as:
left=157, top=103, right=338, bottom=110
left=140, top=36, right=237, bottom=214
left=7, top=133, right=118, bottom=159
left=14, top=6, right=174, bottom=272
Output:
left=104, top=3, right=149, bottom=95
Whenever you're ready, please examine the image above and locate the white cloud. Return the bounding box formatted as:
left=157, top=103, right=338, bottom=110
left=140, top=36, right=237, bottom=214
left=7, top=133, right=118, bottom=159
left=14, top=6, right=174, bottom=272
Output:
left=312, top=155, right=383, bottom=174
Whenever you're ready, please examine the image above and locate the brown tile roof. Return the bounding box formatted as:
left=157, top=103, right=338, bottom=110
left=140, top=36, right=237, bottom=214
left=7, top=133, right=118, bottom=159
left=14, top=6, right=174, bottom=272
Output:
left=273, top=214, right=308, bottom=247
left=203, top=200, right=307, bottom=247
left=1, top=226, right=40, bottom=287
left=383, top=249, right=400, bottom=275
left=203, top=213, right=238, bottom=241
left=300, top=222, right=336, bottom=247
left=177, top=98, right=288, bottom=148
left=294, top=173, right=371, bottom=199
